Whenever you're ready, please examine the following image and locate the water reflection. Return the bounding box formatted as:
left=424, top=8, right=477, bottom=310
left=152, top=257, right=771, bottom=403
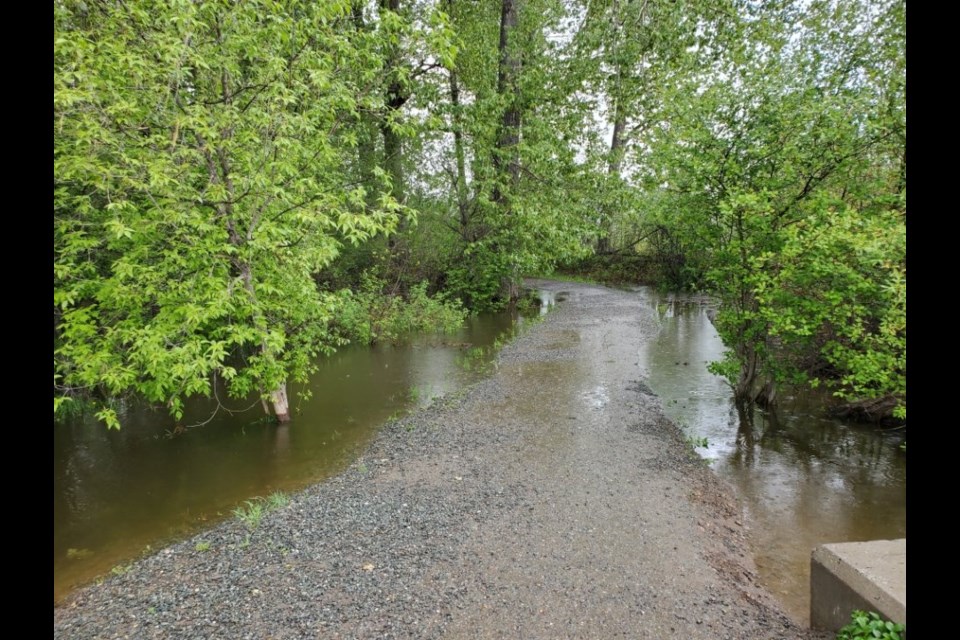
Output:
left=635, top=288, right=906, bottom=622
left=536, top=289, right=566, bottom=315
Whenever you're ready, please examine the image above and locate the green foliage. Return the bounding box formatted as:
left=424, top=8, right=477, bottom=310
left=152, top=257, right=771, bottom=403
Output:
left=643, top=0, right=905, bottom=416
left=409, top=0, right=608, bottom=310
left=757, top=204, right=905, bottom=414
left=836, top=610, right=904, bottom=640
left=407, top=384, right=439, bottom=405
left=265, top=491, right=290, bottom=510
left=194, top=540, right=211, bottom=552
left=457, top=345, right=491, bottom=373
left=514, top=290, right=544, bottom=317
left=232, top=491, right=290, bottom=531
left=445, top=240, right=516, bottom=310
left=52, top=0, right=905, bottom=431
left=232, top=500, right=266, bottom=531
left=54, top=0, right=402, bottom=427
left=334, top=276, right=467, bottom=344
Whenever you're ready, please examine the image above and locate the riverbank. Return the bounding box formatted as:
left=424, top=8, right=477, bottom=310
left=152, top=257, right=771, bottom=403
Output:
left=54, top=279, right=828, bottom=639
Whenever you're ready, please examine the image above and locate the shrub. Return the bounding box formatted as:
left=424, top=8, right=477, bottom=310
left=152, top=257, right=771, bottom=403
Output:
left=836, top=610, right=904, bottom=640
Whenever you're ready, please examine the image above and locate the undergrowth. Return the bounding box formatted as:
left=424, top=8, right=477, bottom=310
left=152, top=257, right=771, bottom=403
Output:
left=232, top=491, right=291, bottom=531
left=836, top=610, right=904, bottom=640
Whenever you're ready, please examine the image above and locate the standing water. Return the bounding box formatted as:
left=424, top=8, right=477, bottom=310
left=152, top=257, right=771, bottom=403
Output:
left=635, top=288, right=906, bottom=622
left=55, top=286, right=905, bottom=621
left=54, top=311, right=517, bottom=604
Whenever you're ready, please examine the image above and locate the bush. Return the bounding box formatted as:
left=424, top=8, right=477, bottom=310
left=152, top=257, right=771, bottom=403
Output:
left=333, top=275, right=467, bottom=345
left=836, top=610, right=904, bottom=640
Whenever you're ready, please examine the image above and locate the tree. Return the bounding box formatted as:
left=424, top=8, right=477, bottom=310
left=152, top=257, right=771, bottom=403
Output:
left=54, top=0, right=403, bottom=427
left=569, top=0, right=729, bottom=254
left=643, top=0, right=905, bottom=416
left=434, top=0, right=610, bottom=308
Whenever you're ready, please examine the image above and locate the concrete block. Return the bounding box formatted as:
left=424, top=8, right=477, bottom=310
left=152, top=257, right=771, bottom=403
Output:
left=810, top=538, right=906, bottom=632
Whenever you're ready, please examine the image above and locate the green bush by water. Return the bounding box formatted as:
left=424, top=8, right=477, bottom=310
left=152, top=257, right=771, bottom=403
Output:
left=335, top=276, right=467, bottom=345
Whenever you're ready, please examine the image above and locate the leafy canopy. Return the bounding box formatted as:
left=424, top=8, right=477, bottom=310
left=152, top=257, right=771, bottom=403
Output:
left=54, top=0, right=403, bottom=427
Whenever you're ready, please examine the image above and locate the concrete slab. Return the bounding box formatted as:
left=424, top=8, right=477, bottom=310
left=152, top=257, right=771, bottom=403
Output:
left=810, top=538, right=906, bottom=632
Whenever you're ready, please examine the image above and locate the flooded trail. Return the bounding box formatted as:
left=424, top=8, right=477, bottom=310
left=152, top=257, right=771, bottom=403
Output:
left=55, top=280, right=826, bottom=639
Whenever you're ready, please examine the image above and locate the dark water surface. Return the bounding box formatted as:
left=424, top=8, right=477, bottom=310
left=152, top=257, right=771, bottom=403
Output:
left=635, top=288, right=906, bottom=622
left=54, top=311, right=518, bottom=603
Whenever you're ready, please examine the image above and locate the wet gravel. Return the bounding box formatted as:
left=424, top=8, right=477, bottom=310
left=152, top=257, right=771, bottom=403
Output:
left=54, top=279, right=830, bottom=639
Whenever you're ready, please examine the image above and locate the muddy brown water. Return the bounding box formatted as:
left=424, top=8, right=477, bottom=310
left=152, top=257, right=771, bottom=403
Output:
left=54, top=284, right=905, bottom=623
left=54, top=311, right=522, bottom=603
left=637, top=289, right=906, bottom=622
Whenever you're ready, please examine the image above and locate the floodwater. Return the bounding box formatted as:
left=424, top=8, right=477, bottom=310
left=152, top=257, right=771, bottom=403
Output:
left=54, top=311, right=517, bottom=603
left=55, top=285, right=906, bottom=623
left=635, top=289, right=907, bottom=623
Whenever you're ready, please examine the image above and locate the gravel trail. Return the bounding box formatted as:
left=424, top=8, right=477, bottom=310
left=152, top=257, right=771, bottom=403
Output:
left=54, top=279, right=829, bottom=639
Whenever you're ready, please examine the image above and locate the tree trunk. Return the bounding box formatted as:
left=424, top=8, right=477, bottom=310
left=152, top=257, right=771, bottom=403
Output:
left=448, top=66, right=470, bottom=234
left=733, top=343, right=759, bottom=405
left=492, top=0, right=521, bottom=207
left=270, top=382, right=291, bottom=423
left=597, top=109, right=626, bottom=254
left=732, top=333, right=776, bottom=409
left=380, top=0, right=407, bottom=222
left=598, top=49, right=627, bottom=255
left=755, top=377, right=777, bottom=408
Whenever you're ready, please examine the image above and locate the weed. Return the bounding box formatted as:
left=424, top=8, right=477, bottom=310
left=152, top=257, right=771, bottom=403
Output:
left=232, top=490, right=290, bottom=531
left=233, top=499, right=265, bottom=530
left=457, top=345, right=493, bottom=374
left=111, top=563, right=133, bottom=577
left=408, top=384, right=434, bottom=404
left=266, top=491, right=290, bottom=509
left=680, top=432, right=711, bottom=464
left=195, top=540, right=212, bottom=552
left=836, top=610, right=904, bottom=640
left=66, top=548, right=93, bottom=560
left=515, top=290, right=545, bottom=316
left=685, top=435, right=708, bottom=449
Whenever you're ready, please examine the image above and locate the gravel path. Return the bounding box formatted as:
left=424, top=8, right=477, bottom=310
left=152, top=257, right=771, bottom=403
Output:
left=54, top=279, right=829, bottom=639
